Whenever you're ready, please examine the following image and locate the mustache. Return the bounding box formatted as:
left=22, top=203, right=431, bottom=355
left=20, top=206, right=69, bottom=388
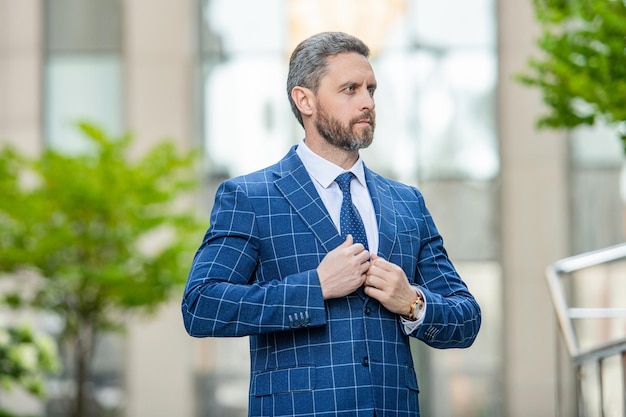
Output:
left=351, top=111, right=375, bottom=126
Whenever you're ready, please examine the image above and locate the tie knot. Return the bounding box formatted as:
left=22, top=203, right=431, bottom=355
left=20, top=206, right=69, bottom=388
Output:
left=335, top=172, right=354, bottom=193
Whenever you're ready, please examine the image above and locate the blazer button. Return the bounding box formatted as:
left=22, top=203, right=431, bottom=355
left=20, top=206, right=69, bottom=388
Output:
left=361, top=356, right=369, bottom=367
left=364, top=307, right=371, bottom=316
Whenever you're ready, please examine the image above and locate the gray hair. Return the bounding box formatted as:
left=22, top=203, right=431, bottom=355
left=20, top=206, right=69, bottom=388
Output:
left=287, top=32, right=370, bottom=127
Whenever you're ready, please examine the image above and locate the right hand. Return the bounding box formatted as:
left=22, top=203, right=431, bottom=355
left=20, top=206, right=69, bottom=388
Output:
left=317, top=235, right=370, bottom=300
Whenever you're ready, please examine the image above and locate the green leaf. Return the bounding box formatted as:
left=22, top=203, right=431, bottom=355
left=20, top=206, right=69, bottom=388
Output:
left=518, top=0, right=626, bottom=153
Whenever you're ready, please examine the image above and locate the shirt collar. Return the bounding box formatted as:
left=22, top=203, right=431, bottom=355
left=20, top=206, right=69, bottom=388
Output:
left=296, top=139, right=366, bottom=189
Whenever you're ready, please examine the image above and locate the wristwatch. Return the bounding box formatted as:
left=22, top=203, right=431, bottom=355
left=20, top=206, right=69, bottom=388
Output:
left=407, top=291, right=425, bottom=321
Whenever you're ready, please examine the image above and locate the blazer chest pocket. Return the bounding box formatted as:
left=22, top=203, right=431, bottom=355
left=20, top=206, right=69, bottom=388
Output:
left=253, top=366, right=316, bottom=396
left=397, top=226, right=419, bottom=243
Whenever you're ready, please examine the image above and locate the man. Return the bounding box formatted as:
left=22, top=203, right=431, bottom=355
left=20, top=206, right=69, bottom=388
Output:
left=182, top=31, right=481, bottom=417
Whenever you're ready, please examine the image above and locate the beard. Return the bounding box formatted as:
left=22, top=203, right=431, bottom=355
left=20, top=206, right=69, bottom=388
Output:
left=314, top=105, right=375, bottom=152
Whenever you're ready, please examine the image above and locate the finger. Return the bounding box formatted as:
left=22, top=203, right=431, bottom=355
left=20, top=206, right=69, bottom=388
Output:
left=370, top=256, right=396, bottom=272
left=367, top=264, right=397, bottom=288
left=354, top=247, right=371, bottom=261
left=364, top=274, right=380, bottom=289
left=358, top=259, right=371, bottom=274
left=344, top=242, right=369, bottom=260
left=367, top=261, right=386, bottom=278
left=363, top=284, right=383, bottom=300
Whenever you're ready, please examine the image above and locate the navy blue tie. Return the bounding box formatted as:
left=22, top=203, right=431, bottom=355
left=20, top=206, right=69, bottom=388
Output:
left=335, top=172, right=369, bottom=250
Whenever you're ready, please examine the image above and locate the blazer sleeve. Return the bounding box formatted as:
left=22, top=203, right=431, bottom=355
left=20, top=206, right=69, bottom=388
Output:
left=181, top=179, right=327, bottom=338
left=406, top=189, right=482, bottom=349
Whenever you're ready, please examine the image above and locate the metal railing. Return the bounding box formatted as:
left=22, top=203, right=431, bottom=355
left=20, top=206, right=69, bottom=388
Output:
left=546, top=243, right=626, bottom=417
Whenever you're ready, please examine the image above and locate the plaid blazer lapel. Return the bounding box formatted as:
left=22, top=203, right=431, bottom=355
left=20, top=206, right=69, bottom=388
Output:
left=274, top=148, right=344, bottom=253
left=365, top=167, right=397, bottom=259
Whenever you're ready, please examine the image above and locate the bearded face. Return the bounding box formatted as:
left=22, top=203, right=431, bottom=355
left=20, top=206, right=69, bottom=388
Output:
left=314, top=102, right=375, bottom=152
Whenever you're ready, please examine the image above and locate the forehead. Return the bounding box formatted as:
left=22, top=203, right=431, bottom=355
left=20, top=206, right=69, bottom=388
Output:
left=321, top=52, right=376, bottom=85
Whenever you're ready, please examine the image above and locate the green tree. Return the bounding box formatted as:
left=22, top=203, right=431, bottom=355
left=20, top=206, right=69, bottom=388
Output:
left=517, top=0, right=626, bottom=153
left=0, top=123, right=203, bottom=417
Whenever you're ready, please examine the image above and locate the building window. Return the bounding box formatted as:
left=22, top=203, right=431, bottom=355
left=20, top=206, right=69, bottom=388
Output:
left=43, top=0, right=123, bottom=153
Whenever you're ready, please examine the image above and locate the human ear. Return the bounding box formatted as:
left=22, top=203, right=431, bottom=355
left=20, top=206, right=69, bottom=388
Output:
left=291, top=86, right=314, bottom=118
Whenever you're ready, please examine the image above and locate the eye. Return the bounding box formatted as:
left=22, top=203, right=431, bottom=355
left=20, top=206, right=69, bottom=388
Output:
left=345, top=86, right=356, bottom=93
left=368, top=87, right=375, bottom=97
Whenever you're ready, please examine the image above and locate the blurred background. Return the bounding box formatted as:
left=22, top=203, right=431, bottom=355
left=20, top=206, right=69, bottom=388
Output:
left=0, top=0, right=625, bottom=416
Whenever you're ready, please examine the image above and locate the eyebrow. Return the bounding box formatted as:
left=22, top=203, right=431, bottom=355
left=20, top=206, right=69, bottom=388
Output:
left=338, top=80, right=377, bottom=90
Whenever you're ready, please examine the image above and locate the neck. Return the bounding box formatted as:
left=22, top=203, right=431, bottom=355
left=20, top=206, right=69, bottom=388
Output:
left=303, top=133, right=359, bottom=170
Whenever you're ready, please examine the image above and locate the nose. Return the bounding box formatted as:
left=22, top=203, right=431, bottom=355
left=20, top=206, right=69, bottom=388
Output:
left=360, top=90, right=375, bottom=111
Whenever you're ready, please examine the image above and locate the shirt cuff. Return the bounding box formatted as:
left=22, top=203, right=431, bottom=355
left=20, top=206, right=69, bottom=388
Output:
left=400, top=286, right=427, bottom=333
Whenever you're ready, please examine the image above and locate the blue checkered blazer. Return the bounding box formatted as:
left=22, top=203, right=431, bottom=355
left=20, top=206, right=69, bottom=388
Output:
left=182, top=146, right=481, bottom=417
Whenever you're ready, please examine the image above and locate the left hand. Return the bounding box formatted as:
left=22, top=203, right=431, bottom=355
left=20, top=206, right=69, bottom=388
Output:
left=364, top=254, right=418, bottom=316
